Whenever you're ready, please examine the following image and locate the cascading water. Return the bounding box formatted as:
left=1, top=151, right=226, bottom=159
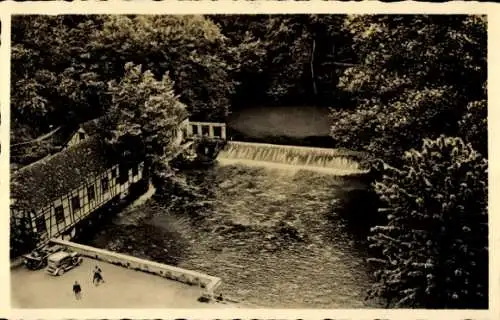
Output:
left=217, top=141, right=368, bottom=175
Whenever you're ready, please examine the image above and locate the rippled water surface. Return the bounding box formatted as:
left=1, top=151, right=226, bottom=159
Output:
left=84, top=163, right=381, bottom=308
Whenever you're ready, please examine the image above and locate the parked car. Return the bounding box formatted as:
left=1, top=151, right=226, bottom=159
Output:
left=46, top=250, right=83, bottom=276
left=22, top=245, right=63, bottom=270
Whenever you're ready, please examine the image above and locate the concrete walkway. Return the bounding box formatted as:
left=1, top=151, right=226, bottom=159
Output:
left=11, top=257, right=216, bottom=308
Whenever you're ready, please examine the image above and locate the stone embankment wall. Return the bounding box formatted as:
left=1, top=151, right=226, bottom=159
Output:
left=49, top=238, right=222, bottom=300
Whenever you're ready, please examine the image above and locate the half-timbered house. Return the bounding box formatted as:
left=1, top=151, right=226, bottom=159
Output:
left=11, top=116, right=191, bottom=246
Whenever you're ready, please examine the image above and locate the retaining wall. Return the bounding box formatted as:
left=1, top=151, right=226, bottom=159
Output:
left=49, top=238, right=222, bottom=300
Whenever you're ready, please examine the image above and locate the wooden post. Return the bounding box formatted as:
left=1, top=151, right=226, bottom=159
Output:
left=209, top=125, right=214, bottom=138
left=187, top=123, right=193, bottom=136
left=197, top=125, right=202, bottom=137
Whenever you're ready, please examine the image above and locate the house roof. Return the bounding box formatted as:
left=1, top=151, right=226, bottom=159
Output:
left=11, top=136, right=115, bottom=211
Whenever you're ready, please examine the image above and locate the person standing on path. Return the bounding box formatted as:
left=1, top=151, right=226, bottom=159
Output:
left=93, top=265, right=104, bottom=286
left=73, top=281, right=82, bottom=300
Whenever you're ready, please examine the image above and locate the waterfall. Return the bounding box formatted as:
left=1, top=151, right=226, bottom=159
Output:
left=216, top=141, right=369, bottom=175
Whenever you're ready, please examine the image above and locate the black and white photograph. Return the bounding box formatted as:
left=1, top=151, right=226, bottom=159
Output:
left=5, top=8, right=492, bottom=315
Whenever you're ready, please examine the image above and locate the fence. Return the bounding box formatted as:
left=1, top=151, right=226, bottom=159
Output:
left=188, top=121, right=227, bottom=140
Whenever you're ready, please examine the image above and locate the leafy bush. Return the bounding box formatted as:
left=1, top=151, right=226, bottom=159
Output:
left=367, top=136, right=488, bottom=308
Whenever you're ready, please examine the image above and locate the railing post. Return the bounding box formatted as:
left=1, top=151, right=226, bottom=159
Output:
left=221, top=125, right=226, bottom=140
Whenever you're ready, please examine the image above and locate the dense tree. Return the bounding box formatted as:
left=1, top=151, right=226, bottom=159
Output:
left=327, top=15, right=488, bottom=308
left=11, top=14, right=234, bottom=148
left=211, top=14, right=354, bottom=108
left=106, top=62, right=188, bottom=172
left=11, top=15, right=105, bottom=142
left=368, top=136, right=488, bottom=308
left=329, top=15, right=487, bottom=165
left=89, top=15, right=235, bottom=121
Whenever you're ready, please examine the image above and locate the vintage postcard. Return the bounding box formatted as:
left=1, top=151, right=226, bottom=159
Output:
left=0, top=1, right=498, bottom=320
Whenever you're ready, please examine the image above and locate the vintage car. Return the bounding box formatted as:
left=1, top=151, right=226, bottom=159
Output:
left=46, top=250, right=83, bottom=276
left=22, top=245, right=63, bottom=270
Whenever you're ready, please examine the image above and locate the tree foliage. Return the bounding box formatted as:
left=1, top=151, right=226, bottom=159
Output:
left=330, top=15, right=487, bottom=165
left=106, top=63, right=188, bottom=170
left=368, top=136, right=488, bottom=308
left=90, top=15, right=234, bottom=121
left=11, top=15, right=105, bottom=142
left=212, top=14, right=354, bottom=107
left=11, top=14, right=234, bottom=147
left=459, top=98, right=487, bottom=157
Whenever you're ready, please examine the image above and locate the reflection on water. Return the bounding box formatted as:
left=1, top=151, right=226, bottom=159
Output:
left=84, top=163, right=381, bottom=308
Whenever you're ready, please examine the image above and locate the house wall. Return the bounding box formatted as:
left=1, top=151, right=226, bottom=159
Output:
left=30, top=161, right=145, bottom=243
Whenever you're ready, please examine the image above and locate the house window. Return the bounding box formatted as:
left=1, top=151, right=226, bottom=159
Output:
left=112, top=167, right=118, bottom=178
left=78, top=132, right=85, bottom=140
left=71, top=196, right=81, bottom=211
left=36, top=215, right=47, bottom=233
left=87, top=185, right=95, bottom=201
left=132, top=164, right=139, bottom=176
left=192, top=125, right=198, bottom=135
left=119, top=165, right=129, bottom=184
left=101, top=177, right=109, bottom=192
left=55, top=206, right=65, bottom=224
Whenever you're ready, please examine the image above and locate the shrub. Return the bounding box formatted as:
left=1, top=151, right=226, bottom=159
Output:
left=368, top=136, right=488, bottom=308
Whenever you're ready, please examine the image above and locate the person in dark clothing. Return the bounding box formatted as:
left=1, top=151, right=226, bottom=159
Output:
left=93, top=265, right=104, bottom=286
left=73, top=281, right=82, bottom=300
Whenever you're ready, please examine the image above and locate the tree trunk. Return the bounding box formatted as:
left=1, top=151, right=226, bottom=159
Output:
left=311, top=39, right=318, bottom=97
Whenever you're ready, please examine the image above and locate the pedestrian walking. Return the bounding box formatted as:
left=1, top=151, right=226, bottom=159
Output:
left=93, top=265, right=104, bottom=286
left=73, top=281, right=82, bottom=300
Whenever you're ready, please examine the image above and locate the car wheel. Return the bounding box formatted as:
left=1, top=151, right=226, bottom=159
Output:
left=57, top=268, right=65, bottom=276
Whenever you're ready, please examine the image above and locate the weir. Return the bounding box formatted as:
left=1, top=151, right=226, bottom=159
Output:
left=216, top=141, right=369, bottom=175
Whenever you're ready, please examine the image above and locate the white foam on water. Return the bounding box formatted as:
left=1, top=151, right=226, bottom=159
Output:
left=217, top=141, right=368, bottom=175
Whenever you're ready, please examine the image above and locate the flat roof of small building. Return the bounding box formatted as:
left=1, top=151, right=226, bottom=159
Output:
left=11, top=257, right=222, bottom=308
